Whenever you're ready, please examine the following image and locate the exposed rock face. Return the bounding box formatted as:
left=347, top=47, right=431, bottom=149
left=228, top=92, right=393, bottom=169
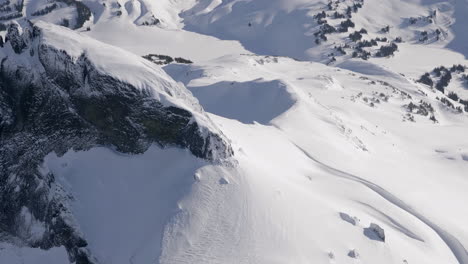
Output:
left=6, top=21, right=31, bottom=53
left=339, top=212, right=359, bottom=226
left=369, top=223, right=386, bottom=242
left=0, top=22, right=232, bottom=264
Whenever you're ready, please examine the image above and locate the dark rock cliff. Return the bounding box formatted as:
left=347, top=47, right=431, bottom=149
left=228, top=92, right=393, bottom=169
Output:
left=0, top=22, right=232, bottom=263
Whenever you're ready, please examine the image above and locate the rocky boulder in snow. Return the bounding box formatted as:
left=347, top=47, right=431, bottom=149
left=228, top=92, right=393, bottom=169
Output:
left=364, top=223, right=386, bottom=242
left=348, top=249, right=359, bottom=258
left=339, top=212, right=360, bottom=225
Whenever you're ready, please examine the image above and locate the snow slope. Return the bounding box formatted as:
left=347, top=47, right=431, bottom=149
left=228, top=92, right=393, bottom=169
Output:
left=164, top=54, right=468, bottom=264
left=43, top=146, right=206, bottom=264
left=5, top=51, right=464, bottom=264
left=179, top=0, right=468, bottom=61
left=35, top=20, right=202, bottom=110
left=0, top=243, right=69, bottom=264
left=0, top=0, right=467, bottom=264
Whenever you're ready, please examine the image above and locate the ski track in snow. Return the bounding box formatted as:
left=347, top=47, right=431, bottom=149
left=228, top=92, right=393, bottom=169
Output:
left=293, top=143, right=468, bottom=264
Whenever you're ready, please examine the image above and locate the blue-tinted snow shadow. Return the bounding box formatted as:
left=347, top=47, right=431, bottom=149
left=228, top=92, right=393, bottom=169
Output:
left=189, top=79, right=295, bottom=125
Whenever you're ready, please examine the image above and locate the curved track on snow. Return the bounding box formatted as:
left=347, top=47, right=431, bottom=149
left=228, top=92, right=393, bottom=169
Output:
left=294, top=144, right=468, bottom=264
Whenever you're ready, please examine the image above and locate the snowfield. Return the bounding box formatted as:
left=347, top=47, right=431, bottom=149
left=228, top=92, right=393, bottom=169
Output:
left=165, top=54, right=468, bottom=264
left=0, top=0, right=467, bottom=264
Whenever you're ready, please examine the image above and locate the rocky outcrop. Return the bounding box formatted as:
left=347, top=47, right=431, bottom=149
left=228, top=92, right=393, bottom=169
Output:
left=348, top=249, right=359, bottom=258
left=369, top=223, right=386, bottom=242
left=5, top=21, right=31, bottom=54
left=0, top=22, right=232, bottom=264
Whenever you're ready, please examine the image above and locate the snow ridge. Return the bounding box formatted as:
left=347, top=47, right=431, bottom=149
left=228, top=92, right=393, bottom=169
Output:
left=0, top=1, right=467, bottom=264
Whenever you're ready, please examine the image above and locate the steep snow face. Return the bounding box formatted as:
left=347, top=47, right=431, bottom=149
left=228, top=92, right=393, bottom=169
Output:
left=42, top=146, right=207, bottom=264
left=25, top=21, right=204, bottom=111
left=0, top=21, right=231, bottom=159
left=0, top=21, right=232, bottom=264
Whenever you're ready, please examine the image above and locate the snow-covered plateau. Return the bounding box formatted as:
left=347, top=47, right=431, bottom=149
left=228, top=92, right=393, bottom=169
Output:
left=0, top=0, right=467, bottom=264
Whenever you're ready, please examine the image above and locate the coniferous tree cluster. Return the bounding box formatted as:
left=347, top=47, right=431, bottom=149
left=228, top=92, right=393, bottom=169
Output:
left=418, top=73, right=434, bottom=87
left=448, top=91, right=459, bottom=101
left=349, top=31, right=363, bottom=42
left=459, top=99, right=468, bottom=112
left=417, top=65, right=467, bottom=94
left=14, top=0, right=23, bottom=12
left=0, top=0, right=11, bottom=12
left=435, top=71, right=451, bottom=93
left=338, top=19, right=355, bottom=32
left=394, top=37, right=403, bottom=43
left=0, top=12, right=22, bottom=21
left=57, top=0, right=91, bottom=29
left=381, top=25, right=390, bottom=33
left=31, top=3, right=58, bottom=16
left=60, top=18, right=69, bottom=27
left=143, top=54, right=193, bottom=65
left=376, top=43, right=398, bottom=57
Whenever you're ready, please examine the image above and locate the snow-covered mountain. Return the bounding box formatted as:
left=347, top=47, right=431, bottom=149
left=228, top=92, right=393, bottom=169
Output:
left=0, top=0, right=467, bottom=264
